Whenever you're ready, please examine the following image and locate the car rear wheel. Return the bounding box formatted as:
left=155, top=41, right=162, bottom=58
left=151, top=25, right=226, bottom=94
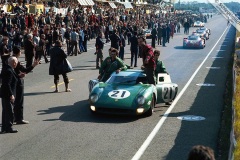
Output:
left=145, top=96, right=155, bottom=116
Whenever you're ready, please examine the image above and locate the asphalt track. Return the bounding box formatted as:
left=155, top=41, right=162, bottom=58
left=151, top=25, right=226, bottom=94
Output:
left=0, top=14, right=235, bottom=160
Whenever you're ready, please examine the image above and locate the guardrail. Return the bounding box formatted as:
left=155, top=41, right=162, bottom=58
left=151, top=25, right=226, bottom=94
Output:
left=207, top=0, right=240, bottom=32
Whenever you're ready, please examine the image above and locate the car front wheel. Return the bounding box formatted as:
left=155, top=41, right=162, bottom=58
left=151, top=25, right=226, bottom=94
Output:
left=145, top=96, right=155, bottom=116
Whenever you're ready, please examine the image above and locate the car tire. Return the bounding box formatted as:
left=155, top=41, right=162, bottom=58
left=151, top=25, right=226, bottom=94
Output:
left=145, top=96, right=155, bottom=116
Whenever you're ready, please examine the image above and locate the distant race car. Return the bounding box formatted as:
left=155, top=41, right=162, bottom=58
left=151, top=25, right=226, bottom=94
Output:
left=198, top=27, right=211, bottom=35
left=88, top=70, right=178, bottom=116
left=143, top=29, right=152, bottom=39
left=195, top=29, right=209, bottom=40
left=183, top=34, right=206, bottom=49
left=193, top=21, right=205, bottom=27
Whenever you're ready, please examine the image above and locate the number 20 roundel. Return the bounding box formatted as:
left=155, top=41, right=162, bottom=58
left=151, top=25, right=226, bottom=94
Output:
left=108, top=90, right=131, bottom=99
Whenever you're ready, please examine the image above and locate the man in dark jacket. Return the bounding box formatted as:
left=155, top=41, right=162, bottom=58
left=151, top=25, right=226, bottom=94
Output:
left=24, top=34, right=35, bottom=68
left=12, top=46, right=39, bottom=125
left=119, top=30, right=126, bottom=60
left=130, top=31, right=138, bottom=67
left=151, top=27, right=157, bottom=48
left=95, top=32, right=105, bottom=69
left=0, top=37, right=11, bottom=68
left=110, top=30, right=120, bottom=50
left=162, top=25, right=167, bottom=47
left=1, top=57, right=18, bottom=133
left=157, top=24, right=162, bottom=45
left=49, top=40, right=71, bottom=92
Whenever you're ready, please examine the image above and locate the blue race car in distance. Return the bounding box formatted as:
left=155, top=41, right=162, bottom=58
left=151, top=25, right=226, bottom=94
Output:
left=183, top=34, right=206, bottom=49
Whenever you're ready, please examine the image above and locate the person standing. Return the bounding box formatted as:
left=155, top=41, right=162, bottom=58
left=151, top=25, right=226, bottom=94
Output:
left=83, top=29, right=88, bottom=52
left=110, top=30, right=120, bottom=50
left=49, top=40, right=72, bottom=92
left=119, top=30, right=126, bottom=60
left=162, top=25, right=167, bottom=47
left=12, top=46, right=39, bottom=124
left=166, top=24, right=171, bottom=43
left=0, top=37, right=11, bottom=68
left=138, top=36, right=156, bottom=85
left=151, top=26, right=157, bottom=48
left=64, top=27, right=71, bottom=55
left=95, top=32, right=105, bottom=69
left=1, top=57, right=18, bottom=133
left=35, top=34, right=49, bottom=64
left=130, top=31, right=138, bottom=67
left=70, top=28, right=79, bottom=56
left=45, top=29, right=53, bottom=56
left=24, top=34, right=35, bottom=68
left=177, top=22, right=181, bottom=33
left=157, top=24, right=162, bottom=45
left=79, top=27, right=85, bottom=53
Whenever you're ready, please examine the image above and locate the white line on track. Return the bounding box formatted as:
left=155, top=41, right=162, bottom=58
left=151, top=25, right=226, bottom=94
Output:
left=131, top=26, right=230, bottom=160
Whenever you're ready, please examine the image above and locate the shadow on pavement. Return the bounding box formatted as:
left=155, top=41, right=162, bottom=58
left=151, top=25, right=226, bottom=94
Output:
left=24, top=91, right=54, bottom=96
left=37, top=99, right=140, bottom=123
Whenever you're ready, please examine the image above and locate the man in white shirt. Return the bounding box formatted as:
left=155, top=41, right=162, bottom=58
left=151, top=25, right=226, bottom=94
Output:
left=60, top=25, right=66, bottom=44
left=70, top=29, right=80, bottom=56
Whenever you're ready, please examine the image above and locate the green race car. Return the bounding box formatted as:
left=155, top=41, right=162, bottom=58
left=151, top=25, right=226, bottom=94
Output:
left=89, top=70, right=178, bottom=116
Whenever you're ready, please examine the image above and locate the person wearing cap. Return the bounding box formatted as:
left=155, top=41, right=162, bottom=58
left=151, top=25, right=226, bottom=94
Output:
left=12, top=46, right=39, bottom=125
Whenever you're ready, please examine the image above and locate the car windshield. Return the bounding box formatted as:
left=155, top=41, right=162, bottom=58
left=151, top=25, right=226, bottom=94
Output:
left=188, top=36, right=198, bottom=40
left=196, top=30, right=204, bottom=33
left=107, top=75, right=148, bottom=84
left=107, top=76, right=138, bottom=84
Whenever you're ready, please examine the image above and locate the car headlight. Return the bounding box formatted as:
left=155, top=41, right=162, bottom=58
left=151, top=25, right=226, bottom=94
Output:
left=137, top=108, right=144, bottom=114
left=90, top=94, right=98, bottom=103
left=137, top=96, right=145, bottom=105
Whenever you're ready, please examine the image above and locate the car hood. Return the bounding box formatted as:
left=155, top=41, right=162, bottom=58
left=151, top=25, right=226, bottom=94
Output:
left=96, top=84, right=150, bottom=108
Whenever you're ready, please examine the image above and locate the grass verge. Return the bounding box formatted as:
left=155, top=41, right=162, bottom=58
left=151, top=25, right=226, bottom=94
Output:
left=234, top=31, right=240, bottom=159
left=217, top=47, right=234, bottom=160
